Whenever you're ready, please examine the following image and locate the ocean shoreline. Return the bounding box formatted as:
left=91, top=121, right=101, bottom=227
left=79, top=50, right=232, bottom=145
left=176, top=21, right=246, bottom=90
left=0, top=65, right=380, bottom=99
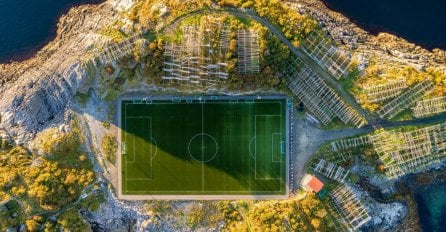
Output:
left=1, top=1, right=445, bottom=65
left=0, top=0, right=104, bottom=64
left=320, top=0, right=446, bottom=51
left=0, top=0, right=444, bottom=229
left=404, top=165, right=446, bottom=231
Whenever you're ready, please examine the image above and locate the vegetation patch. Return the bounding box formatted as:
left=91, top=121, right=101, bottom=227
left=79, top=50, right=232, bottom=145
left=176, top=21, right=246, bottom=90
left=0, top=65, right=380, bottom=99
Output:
left=353, top=64, right=446, bottom=113
left=100, top=21, right=127, bottom=43
left=56, top=208, right=91, bottom=231
left=101, top=134, right=117, bottom=164
left=121, top=97, right=288, bottom=195
left=0, top=117, right=96, bottom=230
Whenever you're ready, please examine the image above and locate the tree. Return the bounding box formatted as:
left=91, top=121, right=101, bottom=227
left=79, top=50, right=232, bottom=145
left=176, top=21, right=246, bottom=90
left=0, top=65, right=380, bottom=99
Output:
left=26, top=216, right=43, bottom=232
left=101, top=134, right=117, bottom=164
left=57, top=208, right=91, bottom=232
left=311, top=218, right=321, bottom=229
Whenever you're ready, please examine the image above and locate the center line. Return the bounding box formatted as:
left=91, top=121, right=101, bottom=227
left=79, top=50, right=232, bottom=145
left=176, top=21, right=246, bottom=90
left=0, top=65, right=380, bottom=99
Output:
left=202, top=102, right=204, bottom=192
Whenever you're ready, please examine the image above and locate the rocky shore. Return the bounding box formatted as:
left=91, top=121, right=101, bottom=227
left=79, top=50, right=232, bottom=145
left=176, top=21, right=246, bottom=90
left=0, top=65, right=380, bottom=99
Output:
left=289, top=0, right=446, bottom=69
left=0, top=0, right=444, bottom=151
left=0, top=0, right=136, bottom=144
left=0, top=0, right=445, bottom=230
left=393, top=166, right=446, bottom=232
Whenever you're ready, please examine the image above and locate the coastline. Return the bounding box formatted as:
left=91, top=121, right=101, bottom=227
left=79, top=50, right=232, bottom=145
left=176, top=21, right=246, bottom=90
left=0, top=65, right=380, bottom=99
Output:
left=0, top=0, right=133, bottom=144
left=0, top=0, right=445, bottom=229
left=0, top=1, right=113, bottom=85
left=1, top=0, right=445, bottom=85
left=294, top=0, right=446, bottom=67
left=0, top=0, right=105, bottom=64
left=319, top=0, right=446, bottom=51
left=401, top=165, right=446, bottom=231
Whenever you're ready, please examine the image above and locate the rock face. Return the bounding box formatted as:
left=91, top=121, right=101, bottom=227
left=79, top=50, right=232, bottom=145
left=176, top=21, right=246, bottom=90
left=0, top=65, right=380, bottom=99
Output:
left=0, top=0, right=130, bottom=143
left=293, top=0, right=446, bottom=68
left=0, top=62, right=85, bottom=143
left=0, top=0, right=444, bottom=144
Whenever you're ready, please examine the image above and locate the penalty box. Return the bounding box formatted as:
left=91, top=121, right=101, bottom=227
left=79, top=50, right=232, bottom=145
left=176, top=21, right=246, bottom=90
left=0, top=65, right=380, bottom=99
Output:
left=117, top=95, right=291, bottom=200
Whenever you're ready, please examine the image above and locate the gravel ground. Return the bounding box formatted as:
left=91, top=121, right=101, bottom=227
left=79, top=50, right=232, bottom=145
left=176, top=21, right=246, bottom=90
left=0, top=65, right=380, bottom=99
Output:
left=291, top=112, right=372, bottom=188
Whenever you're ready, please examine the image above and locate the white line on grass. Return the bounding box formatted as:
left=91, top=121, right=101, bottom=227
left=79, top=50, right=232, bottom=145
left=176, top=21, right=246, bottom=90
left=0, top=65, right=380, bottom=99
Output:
left=272, top=133, right=282, bottom=163
left=254, top=115, right=282, bottom=180
left=123, top=100, right=286, bottom=194
left=202, top=102, right=204, bottom=192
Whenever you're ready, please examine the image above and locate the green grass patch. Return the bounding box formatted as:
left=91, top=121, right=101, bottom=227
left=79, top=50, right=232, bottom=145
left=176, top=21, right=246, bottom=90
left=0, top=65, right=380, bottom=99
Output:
left=74, top=92, right=90, bottom=106
left=0, top=199, right=24, bottom=230
left=121, top=96, right=289, bottom=195
left=321, top=118, right=354, bottom=130
left=78, top=193, right=105, bottom=212
left=389, top=108, right=414, bottom=122
left=57, top=208, right=90, bottom=231
left=234, top=16, right=252, bottom=27
left=100, top=20, right=127, bottom=43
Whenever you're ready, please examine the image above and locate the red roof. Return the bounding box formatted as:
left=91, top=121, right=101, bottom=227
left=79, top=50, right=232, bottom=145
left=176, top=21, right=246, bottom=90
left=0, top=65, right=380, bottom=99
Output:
left=307, top=176, right=324, bottom=193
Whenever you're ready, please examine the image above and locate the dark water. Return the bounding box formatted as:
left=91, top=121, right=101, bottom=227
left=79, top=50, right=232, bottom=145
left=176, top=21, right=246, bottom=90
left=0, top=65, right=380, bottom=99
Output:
left=0, top=0, right=103, bottom=63
left=414, top=181, right=446, bottom=231
left=322, top=0, right=446, bottom=50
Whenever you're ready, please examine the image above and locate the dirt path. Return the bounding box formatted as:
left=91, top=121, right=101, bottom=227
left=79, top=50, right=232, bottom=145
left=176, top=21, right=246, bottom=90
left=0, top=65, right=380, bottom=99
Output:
left=291, top=113, right=372, bottom=189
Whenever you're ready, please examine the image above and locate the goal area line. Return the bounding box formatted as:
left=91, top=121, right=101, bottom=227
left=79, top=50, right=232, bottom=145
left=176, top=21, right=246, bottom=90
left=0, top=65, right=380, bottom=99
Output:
left=254, top=115, right=283, bottom=181
left=117, top=95, right=290, bottom=199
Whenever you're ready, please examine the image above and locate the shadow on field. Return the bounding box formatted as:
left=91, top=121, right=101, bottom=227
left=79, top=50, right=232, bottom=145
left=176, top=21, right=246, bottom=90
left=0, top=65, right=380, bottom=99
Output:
left=116, top=95, right=287, bottom=195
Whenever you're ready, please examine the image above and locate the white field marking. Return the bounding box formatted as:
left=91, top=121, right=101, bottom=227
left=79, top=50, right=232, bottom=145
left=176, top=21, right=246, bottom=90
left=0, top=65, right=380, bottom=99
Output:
left=126, top=117, right=151, bottom=164
left=277, top=101, right=284, bottom=191
left=123, top=100, right=286, bottom=194
left=187, top=133, right=219, bottom=163
left=272, top=133, right=282, bottom=163
left=248, top=136, right=256, bottom=160
left=123, top=103, right=128, bottom=192
left=150, top=137, right=158, bottom=161
left=130, top=129, right=136, bottom=163
left=280, top=101, right=283, bottom=190
left=123, top=189, right=285, bottom=193
left=121, top=141, right=126, bottom=155
left=127, top=117, right=153, bottom=181
left=280, top=141, right=286, bottom=154
left=202, top=103, right=204, bottom=192
left=124, top=103, right=128, bottom=193
left=254, top=115, right=282, bottom=180
left=123, top=105, right=153, bottom=183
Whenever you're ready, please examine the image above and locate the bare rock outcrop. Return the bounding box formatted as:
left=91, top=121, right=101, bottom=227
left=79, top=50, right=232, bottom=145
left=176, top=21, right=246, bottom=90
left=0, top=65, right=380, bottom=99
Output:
left=0, top=0, right=444, bottom=145
left=292, top=0, right=446, bottom=68
left=0, top=0, right=133, bottom=143
left=0, top=62, right=85, bottom=143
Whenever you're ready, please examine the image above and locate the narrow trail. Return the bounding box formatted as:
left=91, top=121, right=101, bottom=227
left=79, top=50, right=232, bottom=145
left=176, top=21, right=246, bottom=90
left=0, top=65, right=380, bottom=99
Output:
left=292, top=112, right=446, bottom=186
left=159, top=7, right=446, bottom=186
left=161, top=7, right=374, bottom=123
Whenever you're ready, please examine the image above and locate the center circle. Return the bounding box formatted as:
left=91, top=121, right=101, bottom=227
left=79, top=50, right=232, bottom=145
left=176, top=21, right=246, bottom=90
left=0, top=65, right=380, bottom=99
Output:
left=188, top=133, right=218, bottom=163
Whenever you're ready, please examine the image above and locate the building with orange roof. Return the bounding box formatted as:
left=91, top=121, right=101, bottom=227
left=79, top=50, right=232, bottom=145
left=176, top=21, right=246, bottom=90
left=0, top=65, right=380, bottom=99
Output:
left=301, top=174, right=324, bottom=193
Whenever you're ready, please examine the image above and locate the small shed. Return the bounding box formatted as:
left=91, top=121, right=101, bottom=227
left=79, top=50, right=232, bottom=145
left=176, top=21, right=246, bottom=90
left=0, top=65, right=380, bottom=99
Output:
left=301, top=174, right=324, bottom=193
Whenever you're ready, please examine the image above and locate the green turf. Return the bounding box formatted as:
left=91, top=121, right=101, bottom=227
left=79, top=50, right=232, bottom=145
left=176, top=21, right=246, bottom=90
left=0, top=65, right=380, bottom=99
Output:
left=121, top=96, right=288, bottom=195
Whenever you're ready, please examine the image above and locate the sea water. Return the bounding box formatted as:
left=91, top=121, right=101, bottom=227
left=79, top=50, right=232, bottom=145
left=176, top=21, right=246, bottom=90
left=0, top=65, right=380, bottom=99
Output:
left=415, top=181, right=446, bottom=231
left=0, top=0, right=102, bottom=63
left=322, top=0, right=446, bottom=50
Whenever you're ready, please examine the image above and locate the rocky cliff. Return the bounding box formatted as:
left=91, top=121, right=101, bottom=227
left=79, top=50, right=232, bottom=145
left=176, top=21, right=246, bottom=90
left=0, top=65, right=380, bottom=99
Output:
left=0, top=0, right=444, bottom=144
left=0, top=0, right=134, bottom=143
left=291, top=0, right=446, bottom=68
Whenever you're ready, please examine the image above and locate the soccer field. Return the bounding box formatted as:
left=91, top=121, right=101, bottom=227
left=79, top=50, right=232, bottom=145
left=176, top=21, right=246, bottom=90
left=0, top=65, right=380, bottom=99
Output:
left=118, top=96, right=290, bottom=199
